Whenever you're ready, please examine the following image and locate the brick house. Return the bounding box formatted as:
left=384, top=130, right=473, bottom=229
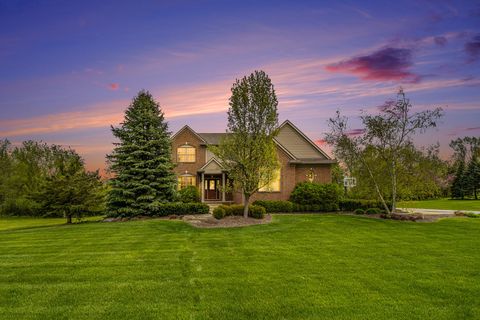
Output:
left=171, top=120, right=335, bottom=204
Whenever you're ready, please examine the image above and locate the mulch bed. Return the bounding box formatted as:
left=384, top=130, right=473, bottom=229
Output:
left=182, top=214, right=272, bottom=228
left=103, top=214, right=273, bottom=228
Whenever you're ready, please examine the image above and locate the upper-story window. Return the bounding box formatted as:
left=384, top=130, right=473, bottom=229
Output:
left=177, top=145, right=196, bottom=163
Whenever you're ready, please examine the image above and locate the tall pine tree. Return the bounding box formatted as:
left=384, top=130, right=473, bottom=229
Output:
left=107, top=91, right=176, bottom=216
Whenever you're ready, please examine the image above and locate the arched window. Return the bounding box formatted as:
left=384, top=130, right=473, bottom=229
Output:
left=178, top=174, right=196, bottom=190
left=177, top=145, right=196, bottom=163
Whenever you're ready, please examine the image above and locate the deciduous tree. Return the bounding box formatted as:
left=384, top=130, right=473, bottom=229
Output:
left=211, top=70, right=280, bottom=218
left=325, top=89, right=443, bottom=214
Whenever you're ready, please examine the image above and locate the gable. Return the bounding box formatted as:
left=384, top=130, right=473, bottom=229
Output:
left=275, top=121, right=328, bottom=160
left=199, top=158, right=223, bottom=173
left=171, top=125, right=206, bottom=145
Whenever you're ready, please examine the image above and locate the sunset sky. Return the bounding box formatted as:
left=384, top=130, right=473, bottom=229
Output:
left=1, top=0, right=479, bottom=173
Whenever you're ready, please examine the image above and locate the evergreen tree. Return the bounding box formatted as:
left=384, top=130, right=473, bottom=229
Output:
left=465, top=155, right=480, bottom=199
left=451, top=161, right=467, bottom=199
left=107, top=90, right=176, bottom=217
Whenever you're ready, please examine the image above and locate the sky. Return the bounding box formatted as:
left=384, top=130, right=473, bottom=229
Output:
left=1, top=0, right=479, bottom=174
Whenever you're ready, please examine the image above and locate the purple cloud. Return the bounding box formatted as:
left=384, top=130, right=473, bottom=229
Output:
left=465, top=34, right=480, bottom=62
left=346, top=128, right=366, bottom=136
left=325, top=47, right=420, bottom=83
left=434, top=36, right=447, bottom=46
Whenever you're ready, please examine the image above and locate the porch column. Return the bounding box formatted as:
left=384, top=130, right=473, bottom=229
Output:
left=201, top=172, right=205, bottom=202
left=222, top=172, right=226, bottom=202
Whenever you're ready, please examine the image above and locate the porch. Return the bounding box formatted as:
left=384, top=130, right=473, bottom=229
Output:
left=198, top=158, right=233, bottom=203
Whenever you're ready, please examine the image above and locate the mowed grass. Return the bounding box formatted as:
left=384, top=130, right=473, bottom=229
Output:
left=398, top=198, right=480, bottom=211
left=0, top=215, right=479, bottom=320
left=0, top=216, right=103, bottom=232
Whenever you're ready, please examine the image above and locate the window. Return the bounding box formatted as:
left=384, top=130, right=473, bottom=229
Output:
left=178, top=175, right=196, bottom=190
left=259, top=169, right=281, bottom=192
left=177, top=145, right=196, bottom=162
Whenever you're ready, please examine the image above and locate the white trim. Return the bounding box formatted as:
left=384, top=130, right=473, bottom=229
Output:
left=199, top=157, right=224, bottom=171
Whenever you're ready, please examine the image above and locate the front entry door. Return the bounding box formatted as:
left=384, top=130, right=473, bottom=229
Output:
left=205, top=178, right=220, bottom=201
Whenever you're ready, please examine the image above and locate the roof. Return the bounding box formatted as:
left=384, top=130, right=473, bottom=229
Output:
left=171, top=120, right=334, bottom=163
left=198, top=157, right=224, bottom=173
left=275, top=120, right=332, bottom=160
left=197, top=133, right=228, bottom=145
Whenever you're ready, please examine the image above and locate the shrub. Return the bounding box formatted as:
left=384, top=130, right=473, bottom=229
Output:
left=365, top=208, right=382, bottom=215
left=212, top=207, right=226, bottom=220
left=218, top=204, right=265, bottom=219
left=354, top=208, right=365, bottom=215
left=454, top=211, right=480, bottom=218
left=339, top=199, right=391, bottom=212
left=252, top=200, right=295, bottom=213
left=289, top=182, right=341, bottom=211
left=0, top=198, right=42, bottom=216
left=147, top=202, right=209, bottom=217
left=177, top=186, right=200, bottom=203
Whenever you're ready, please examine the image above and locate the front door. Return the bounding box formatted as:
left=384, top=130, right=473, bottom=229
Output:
left=205, top=177, right=221, bottom=201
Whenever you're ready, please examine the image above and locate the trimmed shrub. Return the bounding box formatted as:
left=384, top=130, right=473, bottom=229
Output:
left=354, top=208, right=365, bottom=215
left=252, top=200, right=295, bottom=213
left=365, top=208, right=382, bottom=215
left=339, top=199, right=391, bottom=212
left=148, top=202, right=209, bottom=216
left=218, top=204, right=266, bottom=219
left=290, top=182, right=342, bottom=204
left=212, top=207, right=226, bottom=220
left=177, top=186, right=200, bottom=203
left=248, top=205, right=266, bottom=219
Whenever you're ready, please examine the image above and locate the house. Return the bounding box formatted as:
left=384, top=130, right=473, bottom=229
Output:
left=171, top=120, right=336, bottom=204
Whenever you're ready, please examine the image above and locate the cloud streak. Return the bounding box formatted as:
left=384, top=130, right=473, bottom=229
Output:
left=325, top=47, right=420, bottom=83
left=465, top=34, right=480, bottom=62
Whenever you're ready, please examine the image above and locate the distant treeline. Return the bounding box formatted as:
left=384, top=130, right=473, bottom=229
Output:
left=0, top=140, right=105, bottom=222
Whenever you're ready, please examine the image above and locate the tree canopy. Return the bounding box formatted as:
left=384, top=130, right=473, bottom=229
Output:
left=325, top=89, right=443, bottom=214
left=211, top=70, right=280, bottom=218
left=107, top=90, right=176, bottom=217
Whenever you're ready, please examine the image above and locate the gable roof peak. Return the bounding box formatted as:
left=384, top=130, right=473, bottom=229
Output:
left=171, top=125, right=206, bottom=143
left=277, top=119, right=331, bottom=160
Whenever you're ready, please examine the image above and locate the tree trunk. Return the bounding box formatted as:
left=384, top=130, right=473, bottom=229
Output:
left=66, top=214, right=72, bottom=224
left=391, top=159, right=397, bottom=213
left=243, top=193, right=250, bottom=218
left=363, top=158, right=391, bottom=215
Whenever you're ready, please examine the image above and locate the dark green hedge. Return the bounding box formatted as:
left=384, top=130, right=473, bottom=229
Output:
left=339, top=199, right=391, bottom=211
left=217, top=204, right=265, bottom=219
left=289, top=182, right=342, bottom=211
left=253, top=200, right=339, bottom=213
left=147, top=202, right=209, bottom=216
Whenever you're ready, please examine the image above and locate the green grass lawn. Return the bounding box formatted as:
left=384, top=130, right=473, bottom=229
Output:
left=398, top=198, right=480, bottom=211
left=1, top=215, right=479, bottom=320
left=0, top=216, right=103, bottom=232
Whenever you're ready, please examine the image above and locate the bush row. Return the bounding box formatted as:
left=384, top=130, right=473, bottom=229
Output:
left=290, top=182, right=342, bottom=210
left=147, top=202, right=209, bottom=216
left=252, top=200, right=338, bottom=213
left=339, top=199, right=391, bottom=212
left=213, top=204, right=265, bottom=219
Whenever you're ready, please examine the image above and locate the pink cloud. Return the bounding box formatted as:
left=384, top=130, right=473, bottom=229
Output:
left=109, top=83, right=120, bottom=90
left=325, top=47, right=420, bottom=83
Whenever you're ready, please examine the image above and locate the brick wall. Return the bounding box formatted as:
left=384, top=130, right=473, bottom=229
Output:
left=172, top=128, right=206, bottom=186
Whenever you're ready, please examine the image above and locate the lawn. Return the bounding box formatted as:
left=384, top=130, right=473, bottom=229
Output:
left=398, top=198, right=480, bottom=211
left=0, top=215, right=479, bottom=320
